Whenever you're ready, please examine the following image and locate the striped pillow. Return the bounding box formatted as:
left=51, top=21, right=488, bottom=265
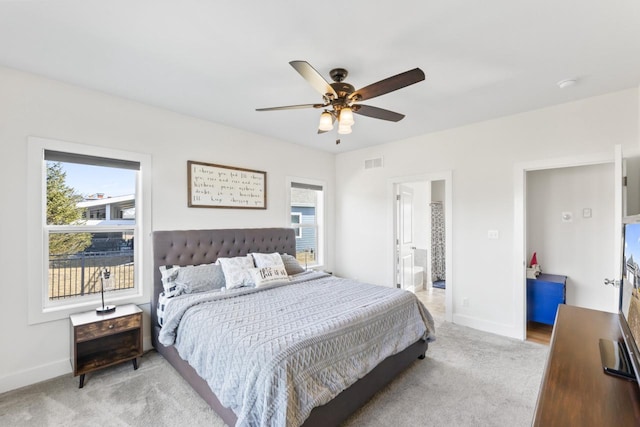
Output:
left=156, top=291, right=172, bottom=326
left=159, top=265, right=181, bottom=297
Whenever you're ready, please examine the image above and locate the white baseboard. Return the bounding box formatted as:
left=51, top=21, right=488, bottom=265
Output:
left=0, top=334, right=155, bottom=395
left=0, top=358, right=71, bottom=394
left=453, top=313, right=523, bottom=340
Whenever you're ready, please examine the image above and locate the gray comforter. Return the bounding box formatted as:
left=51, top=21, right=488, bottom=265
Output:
left=159, top=271, right=435, bottom=427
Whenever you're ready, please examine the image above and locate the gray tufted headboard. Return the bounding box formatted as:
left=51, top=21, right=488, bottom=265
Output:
left=151, top=227, right=296, bottom=345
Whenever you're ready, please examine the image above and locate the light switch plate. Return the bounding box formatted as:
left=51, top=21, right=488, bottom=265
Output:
left=583, top=208, right=592, bottom=218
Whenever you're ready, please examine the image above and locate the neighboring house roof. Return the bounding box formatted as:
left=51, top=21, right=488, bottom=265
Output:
left=77, top=194, right=135, bottom=226
left=77, top=194, right=134, bottom=208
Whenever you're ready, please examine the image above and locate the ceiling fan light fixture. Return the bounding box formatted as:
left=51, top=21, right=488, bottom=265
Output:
left=338, top=122, right=352, bottom=135
left=257, top=61, right=426, bottom=142
left=318, top=111, right=334, bottom=131
left=339, top=107, right=354, bottom=126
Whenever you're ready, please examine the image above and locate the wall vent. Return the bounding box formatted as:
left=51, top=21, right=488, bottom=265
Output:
left=364, top=157, right=383, bottom=169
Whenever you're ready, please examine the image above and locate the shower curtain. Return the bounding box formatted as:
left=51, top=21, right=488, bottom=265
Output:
left=431, top=201, right=446, bottom=282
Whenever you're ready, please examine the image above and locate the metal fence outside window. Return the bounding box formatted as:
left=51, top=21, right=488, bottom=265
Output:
left=48, top=250, right=134, bottom=300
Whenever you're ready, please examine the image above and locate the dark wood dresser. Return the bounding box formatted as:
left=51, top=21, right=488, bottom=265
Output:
left=533, top=304, right=640, bottom=425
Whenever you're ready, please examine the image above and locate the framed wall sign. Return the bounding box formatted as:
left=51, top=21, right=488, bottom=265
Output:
left=187, top=160, right=267, bottom=209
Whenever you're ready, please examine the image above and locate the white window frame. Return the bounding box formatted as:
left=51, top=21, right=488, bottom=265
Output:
left=286, top=176, right=325, bottom=268
left=27, top=136, right=152, bottom=324
left=290, top=212, right=302, bottom=238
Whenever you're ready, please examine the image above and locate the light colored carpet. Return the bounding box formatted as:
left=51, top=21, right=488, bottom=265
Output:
left=344, top=321, right=548, bottom=427
left=0, top=321, right=548, bottom=427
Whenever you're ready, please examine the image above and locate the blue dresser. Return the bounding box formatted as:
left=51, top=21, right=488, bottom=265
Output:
left=527, top=273, right=567, bottom=325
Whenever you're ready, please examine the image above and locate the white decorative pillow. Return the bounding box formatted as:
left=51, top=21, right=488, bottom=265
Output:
left=174, top=263, right=225, bottom=294
left=249, top=265, right=289, bottom=287
left=217, top=255, right=255, bottom=289
left=251, top=252, right=285, bottom=268
left=159, top=265, right=181, bottom=297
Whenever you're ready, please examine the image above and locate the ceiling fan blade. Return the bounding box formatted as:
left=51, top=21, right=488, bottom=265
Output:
left=289, top=61, right=338, bottom=98
left=256, top=103, right=323, bottom=112
left=353, top=104, right=405, bottom=122
left=351, top=68, right=425, bottom=102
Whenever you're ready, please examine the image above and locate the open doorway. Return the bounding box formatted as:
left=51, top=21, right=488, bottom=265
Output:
left=515, top=146, right=632, bottom=342
left=392, top=173, right=452, bottom=323
left=525, top=163, right=615, bottom=344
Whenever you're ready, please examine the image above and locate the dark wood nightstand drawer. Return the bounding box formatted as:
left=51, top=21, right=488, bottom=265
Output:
left=70, top=304, right=143, bottom=388
left=75, top=313, right=141, bottom=342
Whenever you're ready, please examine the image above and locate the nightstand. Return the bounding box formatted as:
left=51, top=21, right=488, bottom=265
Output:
left=70, top=303, right=143, bottom=388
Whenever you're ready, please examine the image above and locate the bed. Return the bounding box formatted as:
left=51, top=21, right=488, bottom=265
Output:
left=151, top=227, right=434, bottom=427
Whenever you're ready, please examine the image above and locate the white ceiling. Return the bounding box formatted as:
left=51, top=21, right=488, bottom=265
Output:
left=1, top=1, right=639, bottom=153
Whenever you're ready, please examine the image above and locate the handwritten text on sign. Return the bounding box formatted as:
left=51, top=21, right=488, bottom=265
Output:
left=188, top=161, right=266, bottom=209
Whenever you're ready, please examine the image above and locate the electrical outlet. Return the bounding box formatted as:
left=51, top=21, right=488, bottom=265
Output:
left=463, top=298, right=469, bottom=307
left=488, top=230, right=499, bottom=239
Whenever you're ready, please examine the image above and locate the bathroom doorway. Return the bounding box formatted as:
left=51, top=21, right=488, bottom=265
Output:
left=393, top=174, right=451, bottom=321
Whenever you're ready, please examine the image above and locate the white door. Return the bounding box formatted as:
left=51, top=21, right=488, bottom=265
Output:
left=397, top=185, right=414, bottom=290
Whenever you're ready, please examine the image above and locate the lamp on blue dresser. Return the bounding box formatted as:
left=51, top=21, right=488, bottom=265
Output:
left=527, top=273, right=567, bottom=325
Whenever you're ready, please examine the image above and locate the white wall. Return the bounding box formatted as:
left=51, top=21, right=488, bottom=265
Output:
left=335, top=88, right=639, bottom=338
left=0, top=66, right=335, bottom=392
left=526, top=164, right=615, bottom=312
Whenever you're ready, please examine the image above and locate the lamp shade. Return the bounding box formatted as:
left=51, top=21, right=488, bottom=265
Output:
left=338, top=122, right=352, bottom=134
left=318, top=111, right=334, bottom=131
left=339, top=107, right=354, bottom=126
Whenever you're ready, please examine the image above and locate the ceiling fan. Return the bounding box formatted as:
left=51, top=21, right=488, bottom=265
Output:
left=256, top=61, right=425, bottom=136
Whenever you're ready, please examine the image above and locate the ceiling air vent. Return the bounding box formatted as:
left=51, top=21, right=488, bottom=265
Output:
left=364, top=157, right=383, bottom=170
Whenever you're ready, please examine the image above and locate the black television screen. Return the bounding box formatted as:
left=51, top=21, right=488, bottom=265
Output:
left=619, top=220, right=640, bottom=385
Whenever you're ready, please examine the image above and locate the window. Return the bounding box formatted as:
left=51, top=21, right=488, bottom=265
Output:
left=46, top=151, right=137, bottom=301
left=28, top=137, right=151, bottom=323
left=288, top=179, right=325, bottom=267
